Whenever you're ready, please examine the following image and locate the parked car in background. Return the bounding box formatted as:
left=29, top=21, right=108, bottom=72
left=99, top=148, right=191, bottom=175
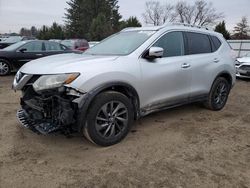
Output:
left=61, top=39, right=89, bottom=51
left=89, top=41, right=99, bottom=48
left=236, top=53, right=250, bottom=78
left=0, top=36, right=36, bottom=49
left=13, top=24, right=236, bottom=146
left=0, top=40, right=75, bottom=75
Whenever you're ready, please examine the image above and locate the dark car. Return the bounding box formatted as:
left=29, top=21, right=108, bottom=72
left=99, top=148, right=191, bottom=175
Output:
left=61, top=39, right=89, bottom=51
left=0, top=40, right=75, bottom=76
left=0, top=36, right=36, bottom=49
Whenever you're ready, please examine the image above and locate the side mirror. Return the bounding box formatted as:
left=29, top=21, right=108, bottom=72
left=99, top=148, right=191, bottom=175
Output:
left=19, top=48, right=27, bottom=53
left=147, top=47, right=164, bottom=59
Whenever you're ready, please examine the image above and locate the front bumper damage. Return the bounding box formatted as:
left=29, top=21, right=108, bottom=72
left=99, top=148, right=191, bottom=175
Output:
left=14, top=74, right=86, bottom=135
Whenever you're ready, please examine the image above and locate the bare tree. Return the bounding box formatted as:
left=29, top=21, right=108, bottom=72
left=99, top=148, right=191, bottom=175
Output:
left=233, top=16, right=250, bottom=39
left=174, top=0, right=223, bottom=26
left=142, top=1, right=174, bottom=26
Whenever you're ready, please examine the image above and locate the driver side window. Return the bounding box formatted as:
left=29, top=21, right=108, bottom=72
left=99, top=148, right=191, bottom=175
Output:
left=20, top=42, right=43, bottom=52
left=153, top=31, right=184, bottom=58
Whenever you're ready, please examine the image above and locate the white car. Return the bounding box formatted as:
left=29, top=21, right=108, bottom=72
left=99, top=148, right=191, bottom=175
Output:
left=236, top=53, right=250, bottom=78
left=13, top=23, right=236, bottom=146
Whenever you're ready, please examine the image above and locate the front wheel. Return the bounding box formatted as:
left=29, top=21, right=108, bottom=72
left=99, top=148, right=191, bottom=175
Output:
left=204, top=77, right=231, bottom=111
left=83, top=91, right=134, bottom=146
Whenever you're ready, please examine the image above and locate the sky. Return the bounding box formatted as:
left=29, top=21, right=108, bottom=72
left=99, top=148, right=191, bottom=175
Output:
left=0, top=0, right=249, bottom=34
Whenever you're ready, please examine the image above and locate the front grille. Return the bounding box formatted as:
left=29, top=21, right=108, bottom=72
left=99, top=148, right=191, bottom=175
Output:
left=240, top=65, right=250, bottom=71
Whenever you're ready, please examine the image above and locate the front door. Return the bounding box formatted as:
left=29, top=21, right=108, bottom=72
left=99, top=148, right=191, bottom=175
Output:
left=14, top=41, right=45, bottom=68
left=139, top=31, right=192, bottom=112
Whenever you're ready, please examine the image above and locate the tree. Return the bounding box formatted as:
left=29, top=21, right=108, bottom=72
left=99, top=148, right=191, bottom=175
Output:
left=20, top=28, right=31, bottom=36
left=142, top=1, right=174, bottom=26
left=30, top=26, right=38, bottom=37
left=215, top=21, right=230, bottom=39
left=37, top=23, right=65, bottom=40
left=37, top=25, right=50, bottom=40
left=174, top=0, right=223, bottom=26
left=124, top=16, right=142, bottom=28
left=89, top=13, right=112, bottom=41
left=143, top=0, right=223, bottom=26
left=49, top=22, right=65, bottom=39
left=233, top=16, right=250, bottom=39
left=65, top=0, right=122, bottom=40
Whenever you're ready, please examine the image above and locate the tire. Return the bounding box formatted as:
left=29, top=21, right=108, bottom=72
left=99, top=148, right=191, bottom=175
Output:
left=204, top=77, right=230, bottom=111
left=0, top=59, right=11, bottom=76
left=83, top=91, right=134, bottom=146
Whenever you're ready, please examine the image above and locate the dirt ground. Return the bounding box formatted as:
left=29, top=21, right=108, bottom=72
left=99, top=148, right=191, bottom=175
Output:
left=0, top=75, right=250, bottom=188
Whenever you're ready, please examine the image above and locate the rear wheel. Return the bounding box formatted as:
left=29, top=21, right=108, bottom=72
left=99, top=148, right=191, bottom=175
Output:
left=0, top=59, right=11, bottom=76
left=83, top=91, right=134, bottom=146
left=204, top=77, right=230, bottom=111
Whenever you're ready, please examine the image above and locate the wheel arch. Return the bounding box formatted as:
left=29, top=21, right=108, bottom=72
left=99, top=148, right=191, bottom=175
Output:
left=215, top=71, right=233, bottom=88
left=76, top=82, right=140, bottom=132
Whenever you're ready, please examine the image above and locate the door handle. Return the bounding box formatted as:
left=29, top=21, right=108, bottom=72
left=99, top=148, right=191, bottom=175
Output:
left=214, top=58, right=220, bottom=63
left=181, top=63, right=191, bottom=69
left=36, top=54, right=43, bottom=56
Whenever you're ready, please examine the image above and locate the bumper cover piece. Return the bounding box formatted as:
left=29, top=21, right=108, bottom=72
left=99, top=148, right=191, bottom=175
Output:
left=17, top=109, right=61, bottom=134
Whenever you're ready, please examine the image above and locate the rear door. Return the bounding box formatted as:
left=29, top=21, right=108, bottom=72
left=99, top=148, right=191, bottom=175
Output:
left=184, top=32, right=217, bottom=99
left=140, top=31, right=192, bottom=110
left=44, top=41, right=71, bottom=56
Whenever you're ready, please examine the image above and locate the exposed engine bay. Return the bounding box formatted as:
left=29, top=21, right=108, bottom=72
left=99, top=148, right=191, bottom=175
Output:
left=16, top=75, right=84, bottom=135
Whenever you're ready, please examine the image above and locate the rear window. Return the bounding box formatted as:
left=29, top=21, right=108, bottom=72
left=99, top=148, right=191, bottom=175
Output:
left=211, top=36, right=222, bottom=52
left=186, top=32, right=212, bottom=55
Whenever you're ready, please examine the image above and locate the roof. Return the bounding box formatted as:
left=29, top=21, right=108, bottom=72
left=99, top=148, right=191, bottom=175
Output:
left=121, top=23, right=220, bottom=36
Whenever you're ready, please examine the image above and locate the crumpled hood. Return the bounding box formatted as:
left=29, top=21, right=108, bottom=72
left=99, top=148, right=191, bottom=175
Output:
left=237, top=57, right=250, bottom=63
left=20, top=53, right=119, bottom=74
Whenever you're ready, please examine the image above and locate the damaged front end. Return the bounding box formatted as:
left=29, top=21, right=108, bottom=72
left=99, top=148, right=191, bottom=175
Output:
left=13, top=72, right=85, bottom=135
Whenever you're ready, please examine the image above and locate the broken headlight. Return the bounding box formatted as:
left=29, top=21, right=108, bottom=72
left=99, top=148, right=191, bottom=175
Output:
left=33, top=73, right=80, bottom=92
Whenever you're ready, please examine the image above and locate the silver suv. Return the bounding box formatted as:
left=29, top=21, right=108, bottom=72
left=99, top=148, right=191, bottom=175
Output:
left=13, top=24, right=236, bottom=146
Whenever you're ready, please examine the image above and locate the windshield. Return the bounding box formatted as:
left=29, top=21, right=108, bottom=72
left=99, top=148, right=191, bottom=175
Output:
left=1, top=36, right=22, bottom=43
left=3, top=41, right=27, bottom=51
left=61, top=40, right=74, bottom=48
left=85, top=30, right=155, bottom=55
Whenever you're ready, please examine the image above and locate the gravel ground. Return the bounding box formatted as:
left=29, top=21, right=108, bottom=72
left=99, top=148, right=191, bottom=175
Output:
left=0, top=75, right=250, bottom=188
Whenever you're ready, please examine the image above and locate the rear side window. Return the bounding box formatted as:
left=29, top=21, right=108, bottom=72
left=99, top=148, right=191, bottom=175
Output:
left=185, top=32, right=212, bottom=55
left=45, top=42, right=62, bottom=51
left=153, top=31, right=184, bottom=57
left=210, top=36, right=222, bottom=52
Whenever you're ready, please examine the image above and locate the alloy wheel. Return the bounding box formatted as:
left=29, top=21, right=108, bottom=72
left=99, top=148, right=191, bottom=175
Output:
left=0, top=61, right=9, bottom=75
left=95, top=101, right=128, bottom=139
left=214, top=82, right=228, bottom=105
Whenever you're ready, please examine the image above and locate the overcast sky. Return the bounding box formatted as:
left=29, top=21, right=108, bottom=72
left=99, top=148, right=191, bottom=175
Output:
left=0, top=0, right=249, bottom=34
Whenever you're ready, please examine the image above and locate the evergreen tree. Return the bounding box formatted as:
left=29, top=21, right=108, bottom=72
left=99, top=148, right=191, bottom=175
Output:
left=125, top=16, right=142, bottom=27
left=89, top=13, right=112, bottom=41
left=30, top=26, right=38, bottom=37
left=119, top=16, right=142, bottom=30
left=214, top=21, right=230, bottom=39
left=49, top=23, right=65, bottom=39
left=65, top=0, right=122, bottom=40
left=37, top=25, right=50, bottom=40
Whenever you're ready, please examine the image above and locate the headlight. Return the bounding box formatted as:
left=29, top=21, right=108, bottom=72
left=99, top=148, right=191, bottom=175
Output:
left=33, top=73, right=80, bottom=92
left=235, top=60, right=242, bottom=66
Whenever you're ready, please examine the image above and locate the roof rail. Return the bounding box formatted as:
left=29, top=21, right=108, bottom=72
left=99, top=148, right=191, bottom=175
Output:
left=163, top=22, right=211, bottom=30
